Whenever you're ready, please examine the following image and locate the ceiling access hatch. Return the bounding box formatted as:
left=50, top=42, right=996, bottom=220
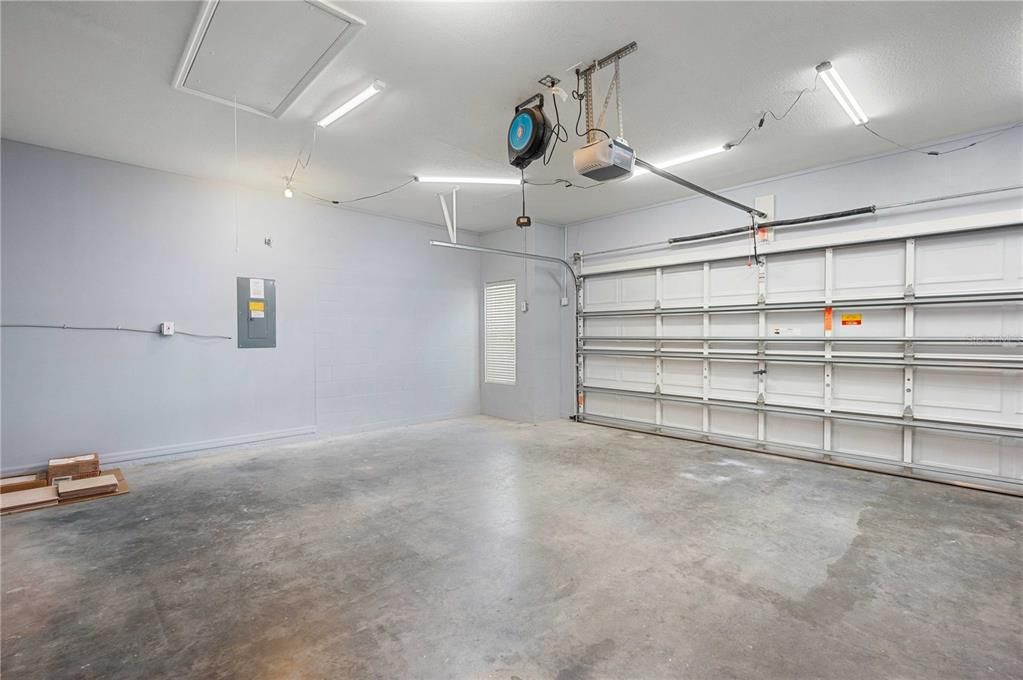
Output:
left=173, top=0, right=365, bottom=118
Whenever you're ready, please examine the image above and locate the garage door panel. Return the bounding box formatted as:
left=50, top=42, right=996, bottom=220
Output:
left=662, top=264, right=704, bottom=308
left=913, top=429, right=1005, bottom=476
left=766, top=251, right=824, bottom=303
left=662, top=315, right=705, bottom=338
left=832, top=421, right=903, bottom=461
left=662, top=402, right=703, bottom=430
left=584, top=316, right=657, bottom=338
left=833, top=242, right=905, bottom=299
left=709, top=360, right=758, bottom=401
left=832, top=307, right=904, bottom=338
left=662, top=358, right=704, bottom=396
left=766, top=363, right=825, bottom=408
left=584, top=393, right=655, bottom=423
left=914, top=303, right=1022, bottom=337
left=916, top=229, right=1022, bottom=295
left=709, top=259, right=757, bottom=305
left=710, top=313, right=758, bottom=337
left=766, top=310, right=824, bottom=338
left=914, top=369, right=1021, bottom=426
left=709, top=407, right=758, bottom=438
left=585, top=271, right=656, bottom=311
left=584, top=356, right=656, bottom=392
left=832, top=365, right=904, bottom=415
left=766, top=413, right=823, bottom=449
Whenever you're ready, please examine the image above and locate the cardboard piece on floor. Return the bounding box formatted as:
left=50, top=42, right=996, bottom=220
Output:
left=0, top=474, right=47, bottom=494
left=57, top=468, right=130, bottom=506
left=47, top=452, right=100, bottom=484
left=0, top=486, right=59, bottom=513
left=57, top=474, right=118, bottom=499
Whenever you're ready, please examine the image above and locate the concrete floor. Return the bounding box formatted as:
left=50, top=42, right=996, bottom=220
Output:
left=1, top=416, right=1020, bottom=679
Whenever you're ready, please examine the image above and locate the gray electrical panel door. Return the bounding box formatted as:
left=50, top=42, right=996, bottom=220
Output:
left=237, top=277, right=276, bottom=348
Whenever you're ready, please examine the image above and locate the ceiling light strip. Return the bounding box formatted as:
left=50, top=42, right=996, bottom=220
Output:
left=816, top=62, right=868, bottom=125
left=317, top=80, right=385, bottom=128
left=632, top=145, right=729, bottom=176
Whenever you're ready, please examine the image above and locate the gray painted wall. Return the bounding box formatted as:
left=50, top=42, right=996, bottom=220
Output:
left=1, top=141, right=480, bottom=473
left=478, top=223, right=574, bottom=423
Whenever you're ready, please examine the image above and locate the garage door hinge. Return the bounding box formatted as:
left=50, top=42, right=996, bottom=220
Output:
left=903, top=405, right=914, bottom=419
left=756, top=393, right=766, bottom=405
left=904, top=284, right=915, bottom=299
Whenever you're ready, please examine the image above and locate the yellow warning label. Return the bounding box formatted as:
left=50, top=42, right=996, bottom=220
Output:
left=841, top=313, right=862, bottom=326
left=248, top=300, right=265, bottom=312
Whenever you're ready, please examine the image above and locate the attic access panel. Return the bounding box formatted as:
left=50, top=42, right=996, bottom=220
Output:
left=173, top=0, right=365, bottom=118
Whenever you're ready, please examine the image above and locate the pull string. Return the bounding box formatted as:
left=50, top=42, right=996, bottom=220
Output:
left=233, top=95, right=239, bottom=253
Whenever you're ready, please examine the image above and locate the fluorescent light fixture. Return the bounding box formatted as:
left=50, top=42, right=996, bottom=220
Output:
left=317, top=80, right=385, bottom=128
left=632, top=145, right=729, bottom=177
left=415, top=176, right=522, bottom=185
left=816, top=61, right=868, bottom=125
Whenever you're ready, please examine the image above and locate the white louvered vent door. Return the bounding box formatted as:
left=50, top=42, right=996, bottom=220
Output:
left=485, top=280, right=517, bottom=384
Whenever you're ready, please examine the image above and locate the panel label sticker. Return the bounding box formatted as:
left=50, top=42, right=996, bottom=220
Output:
left=248, top=301, right=265, bottom=312
left=841, top=313, right=863, bottom=326
left=249, top=278, right=265, bottom=299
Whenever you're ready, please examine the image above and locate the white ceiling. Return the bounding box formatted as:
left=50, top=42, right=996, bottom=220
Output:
left=2, top=1, right=1021, bottom=232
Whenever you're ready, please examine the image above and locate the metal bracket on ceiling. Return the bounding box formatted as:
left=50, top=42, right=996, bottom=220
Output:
left=437, top=186, right=458, bottom=243
left=575, top=41, right=638, bottom=144
left=538, top=75, right=560, bottom=89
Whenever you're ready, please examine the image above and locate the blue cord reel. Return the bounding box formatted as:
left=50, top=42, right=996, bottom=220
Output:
left=508, top=94, right=552, bottom=169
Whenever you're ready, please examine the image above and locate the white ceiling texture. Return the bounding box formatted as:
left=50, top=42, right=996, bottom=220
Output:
left=2, top=2, right=1021, bottom=232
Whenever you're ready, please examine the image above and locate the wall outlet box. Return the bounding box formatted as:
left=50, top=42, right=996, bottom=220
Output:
left=160, top=321, right=175, bottom=336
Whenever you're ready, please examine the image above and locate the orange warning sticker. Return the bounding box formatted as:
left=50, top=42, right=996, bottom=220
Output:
left=841, top=313, right=862, bottom=326
left=824, top=307, right=833, bottom=331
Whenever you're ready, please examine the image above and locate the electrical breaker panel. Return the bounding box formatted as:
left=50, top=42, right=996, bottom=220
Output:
left=236, top=277, right=276, bottom=348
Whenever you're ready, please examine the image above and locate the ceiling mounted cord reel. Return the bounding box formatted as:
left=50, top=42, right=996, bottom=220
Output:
left=508, top=93, right=553, bottom=170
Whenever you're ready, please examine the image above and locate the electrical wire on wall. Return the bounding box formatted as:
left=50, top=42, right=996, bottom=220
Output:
left=1, top=324, right=232, bottom=340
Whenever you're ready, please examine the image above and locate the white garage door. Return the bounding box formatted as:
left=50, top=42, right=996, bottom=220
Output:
left=576, top=219, right=1023, bottom=493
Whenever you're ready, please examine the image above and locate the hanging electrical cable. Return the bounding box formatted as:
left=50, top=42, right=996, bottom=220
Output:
left=727, top=71, right=821, bottom=150
left=284, top=125, right=318, bottom=195
left=304, top=178, right=416, bottom=205
left=861, top=121, right=1023, bottom=157
left=571, top=70, right=611, bottom=141
left=543, top=87, right=570, bottom=166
